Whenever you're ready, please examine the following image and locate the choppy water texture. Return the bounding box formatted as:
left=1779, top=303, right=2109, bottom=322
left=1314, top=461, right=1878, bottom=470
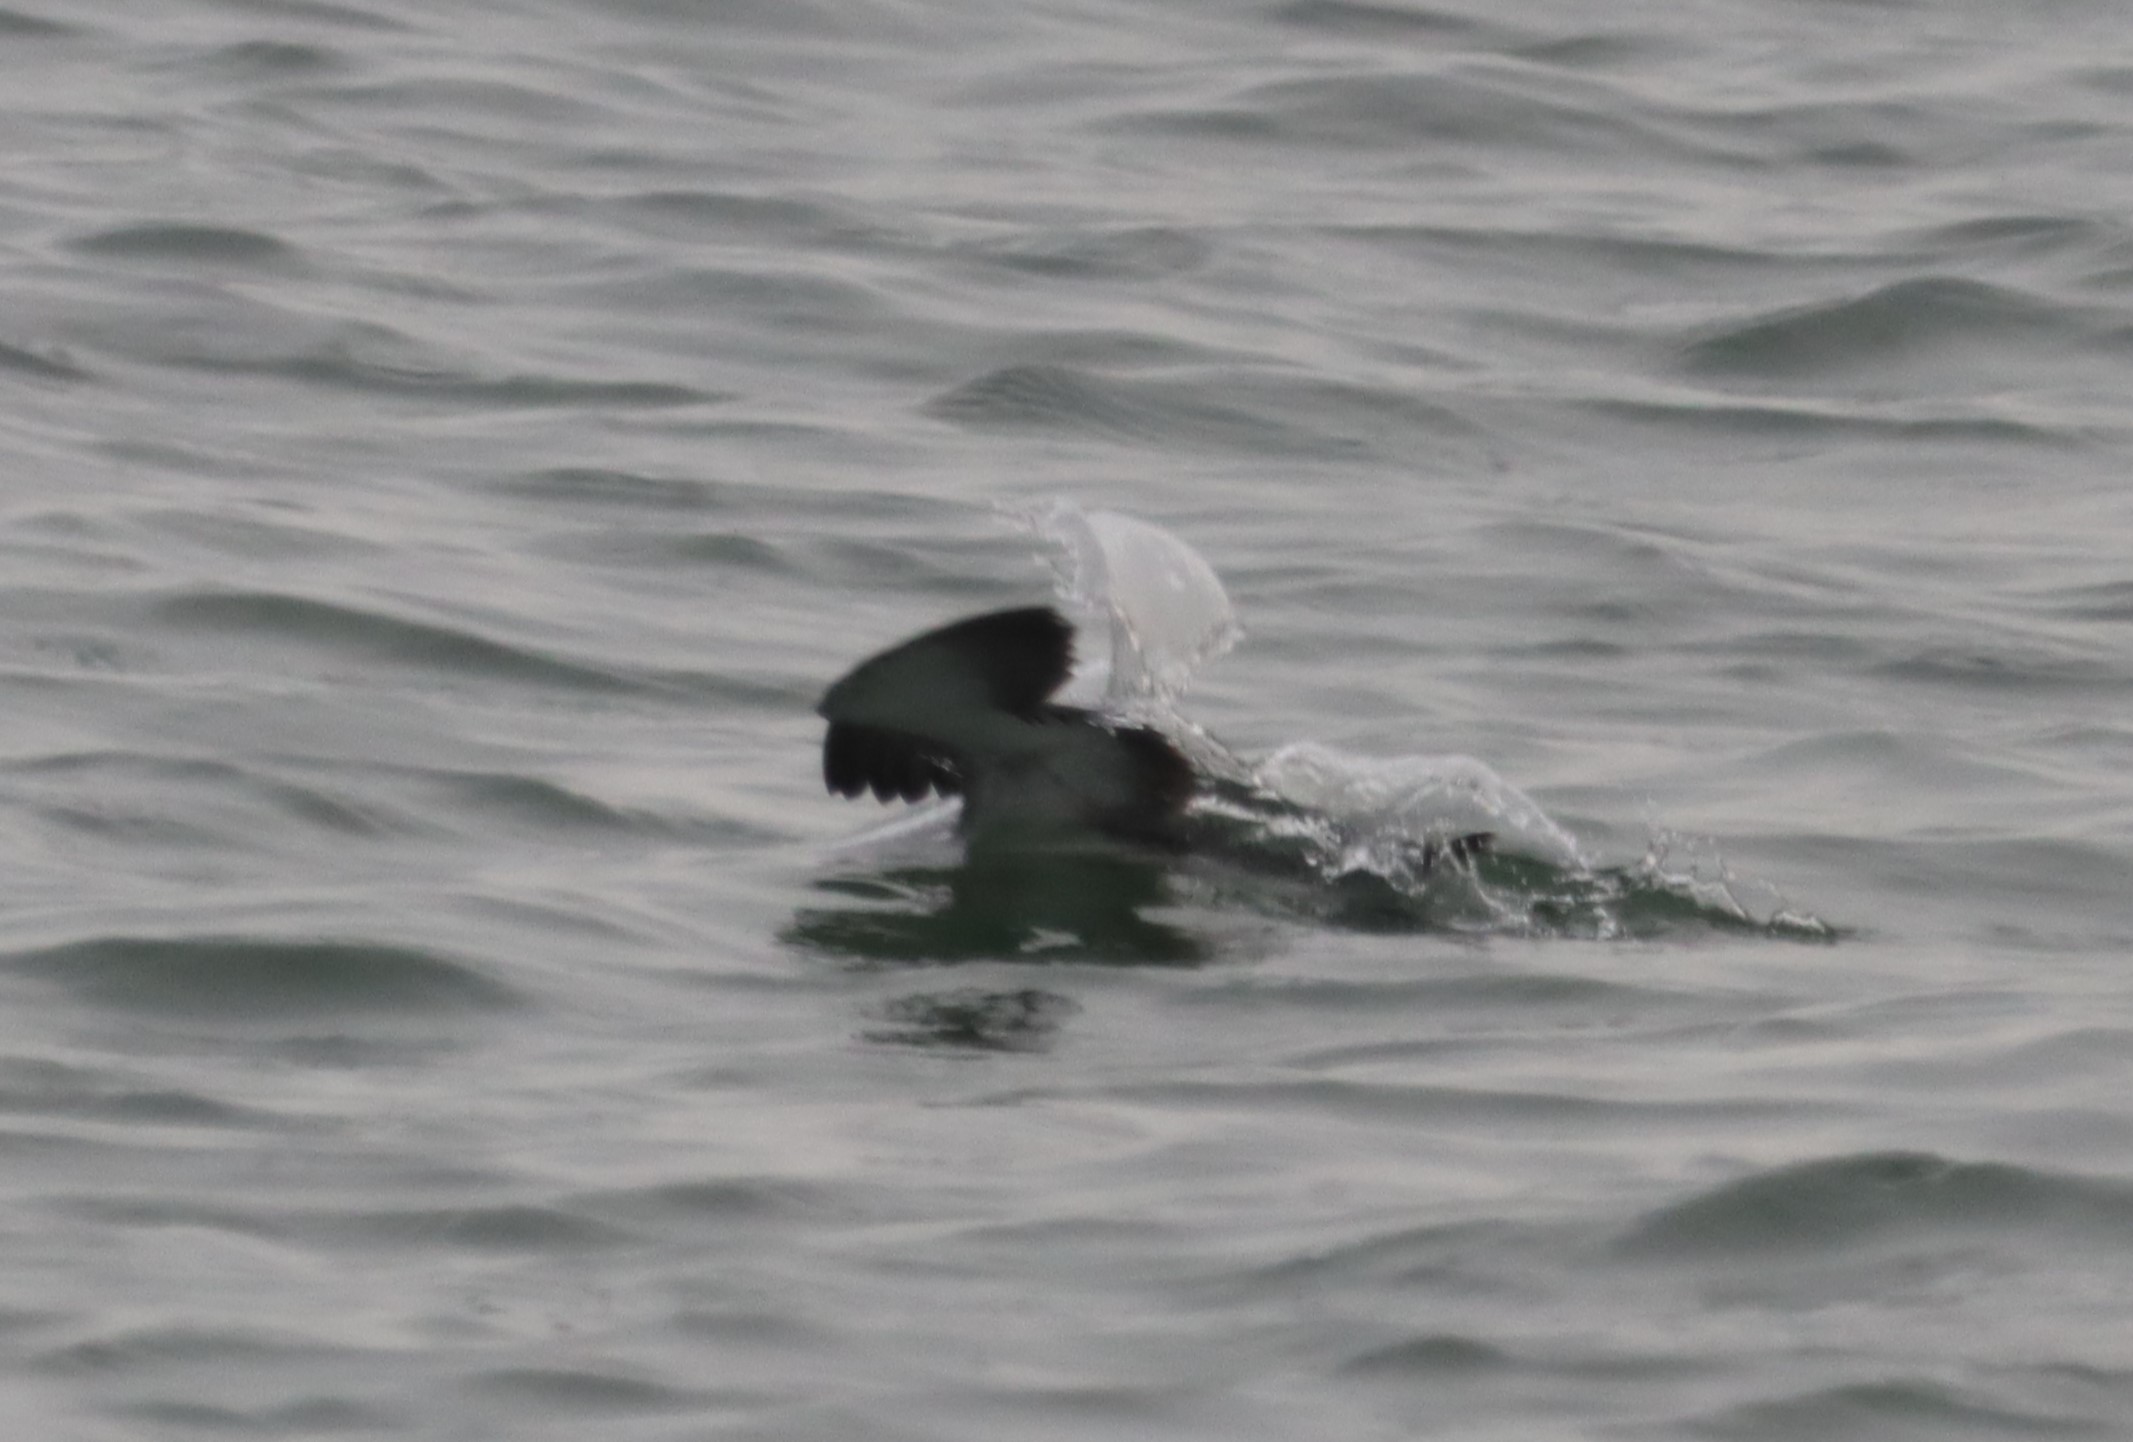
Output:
left=3, top=0, right=2132, bottom=1437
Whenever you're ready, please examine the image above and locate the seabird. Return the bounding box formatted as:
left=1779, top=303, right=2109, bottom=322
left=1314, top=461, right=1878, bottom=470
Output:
left=816, top=606, right=1195, bottom=849
left=817, top=603, right=1496, bottom=877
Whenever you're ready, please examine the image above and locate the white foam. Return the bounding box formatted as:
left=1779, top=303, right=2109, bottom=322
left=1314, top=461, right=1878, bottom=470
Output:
left=1253, top=741, right=1588, bottom=868
left=1021, top=500, right=1240, bottom=706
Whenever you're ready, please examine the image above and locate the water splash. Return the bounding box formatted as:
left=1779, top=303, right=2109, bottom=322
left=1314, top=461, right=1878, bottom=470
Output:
left=1252, top=741, right=1587, bottom=869
left=808, top=505, right=1834, bottom=951
left=1013, top=499, right=1241, bottom=707
left=1171, top=751, right=1832, bottom=941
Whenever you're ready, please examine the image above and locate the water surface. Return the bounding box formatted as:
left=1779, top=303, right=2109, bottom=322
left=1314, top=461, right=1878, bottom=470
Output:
left=3, top=0, right=2131, bottom=1436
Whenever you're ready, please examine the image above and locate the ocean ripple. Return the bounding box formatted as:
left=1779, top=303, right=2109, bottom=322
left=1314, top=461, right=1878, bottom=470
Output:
left=1680, top=277, right=2107, bottom=384
left=1619, top=1151, right=2133, bottom=1257
left=154, top=590, right=647, bottom=692
left=6, top=936, right=518, bottom=1017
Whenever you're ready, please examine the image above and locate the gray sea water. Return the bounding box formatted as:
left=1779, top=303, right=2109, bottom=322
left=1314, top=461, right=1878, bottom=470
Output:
left=5, top=0, right=2133, bottom=1436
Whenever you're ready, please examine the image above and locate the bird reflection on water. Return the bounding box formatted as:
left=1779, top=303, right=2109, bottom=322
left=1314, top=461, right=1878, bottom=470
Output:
left=784, top=846, right=1204, bottom=1053
left=785, top=845, right=1208, bottom=969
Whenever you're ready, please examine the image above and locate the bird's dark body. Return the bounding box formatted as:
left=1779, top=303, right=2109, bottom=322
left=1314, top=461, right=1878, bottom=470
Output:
left=817, top=605, right=1485, bottom=866
left=816, top=607, right=1195, bottom=848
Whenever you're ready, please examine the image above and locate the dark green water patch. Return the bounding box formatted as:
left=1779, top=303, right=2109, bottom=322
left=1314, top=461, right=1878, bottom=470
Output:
left=471, top=1367, right=752, bottom=1415
left=163, top=335, right=714, bottom=409
left=195, top=38, right=347, bottom=76
left=156, top=590, right=646, bottom=692
left=925, top=362, right=1464, bottom=460
left=504, top=465, right=730, bottom=511
left=926, top=363, right=1309, bottom=452
left=0, top=339, right=93, bottom=382
left=788, top=855, right=1210, bottom=966
left=1679, top=277, right=2094, bottom=380
left=0, top=1068, right=270, bottom=1127
left=573, top=1176, right=836, bottom=1225
left=954, top=225, right=1213, bottom=282
left=37, top=1322, right=342, bottom=1375
left=117, top=1396, right=397, bottom=1434
left=0, top=7, right=76, bottom=35
left=1340, top=1332, right=1513, bottom=1378
left=1620, top=1151, right=2133, bottom=1259
left=1685, top=1376, right=2106, bottom=1440
left=71, top=222, right=308, bottom=271
left=329, top=1202, right=625, bottom=1252
left=1875, top=643, right=2129, bottom=696
left=7, top=936, right=519, bottom=1017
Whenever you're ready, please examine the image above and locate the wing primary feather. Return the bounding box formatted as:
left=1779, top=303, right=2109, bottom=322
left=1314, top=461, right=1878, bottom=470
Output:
left=820, top=721, right=963, bottom=806
left=822, top=722, right=862, bottom=797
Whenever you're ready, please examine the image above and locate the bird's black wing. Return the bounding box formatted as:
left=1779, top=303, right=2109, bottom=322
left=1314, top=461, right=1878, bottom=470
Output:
left=816, top=606, right=1078, bottom=805
left=821, top=721, right=964, bottom=803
